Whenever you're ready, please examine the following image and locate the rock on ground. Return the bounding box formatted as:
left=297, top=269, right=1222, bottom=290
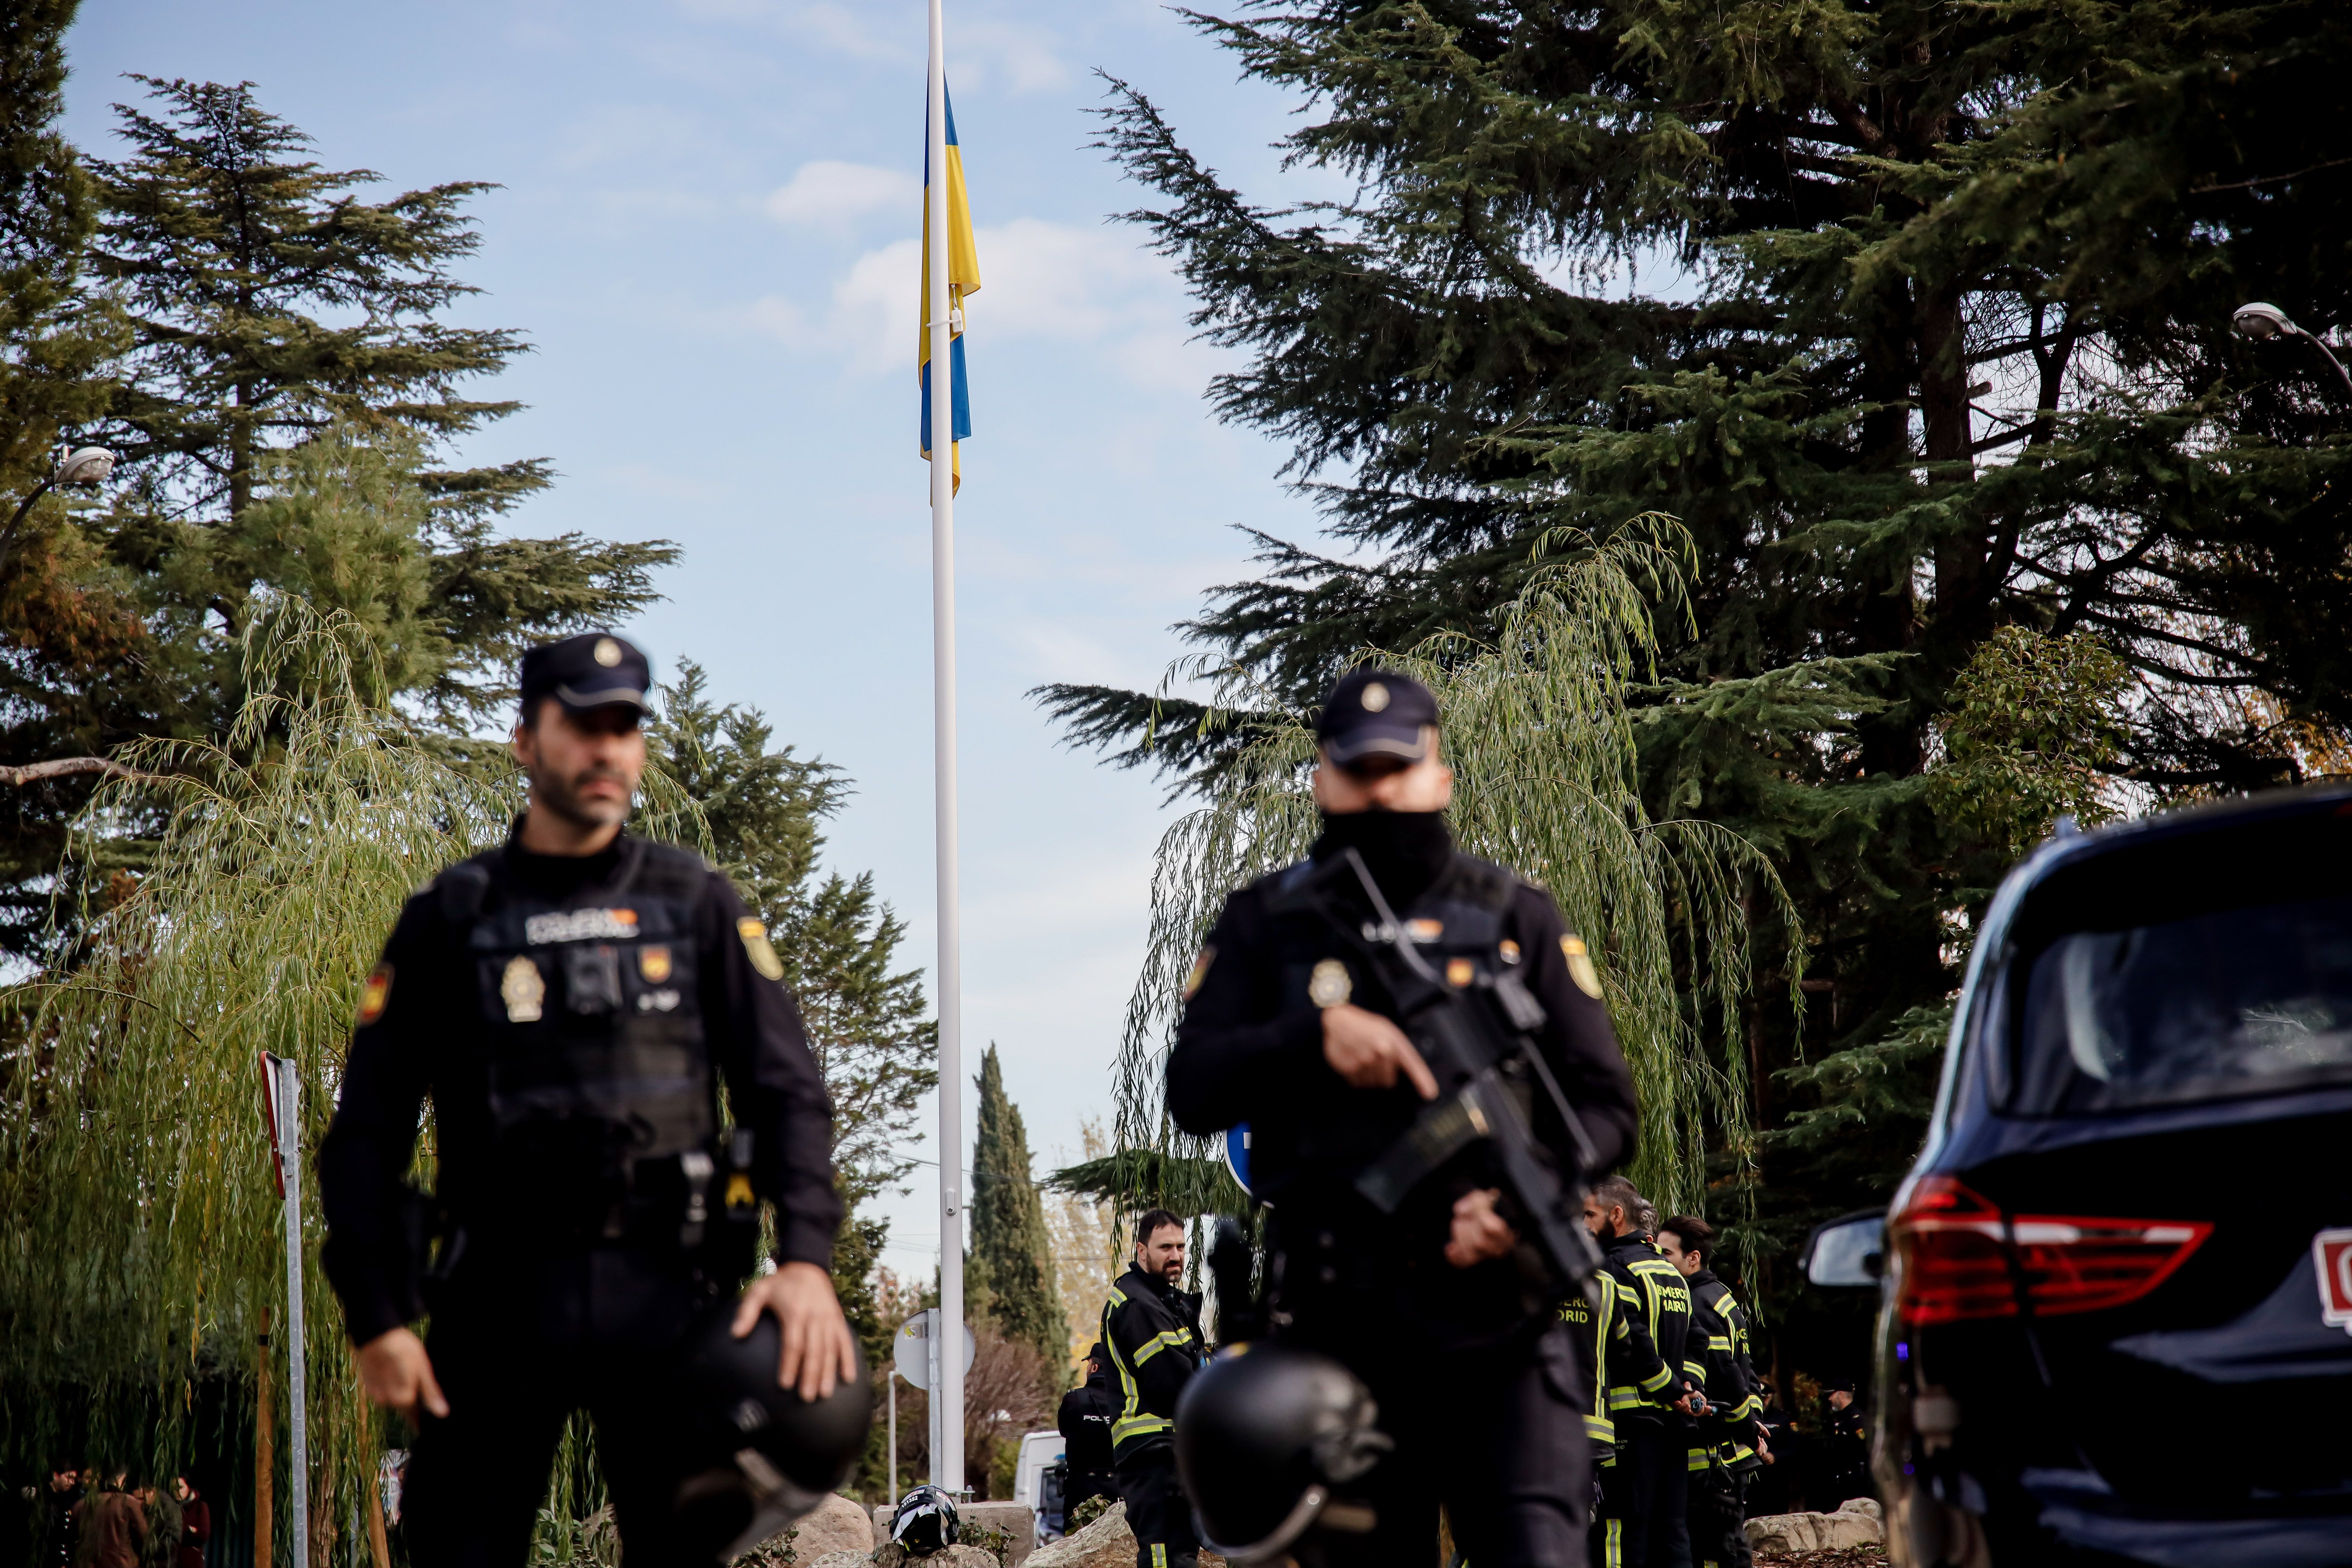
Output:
left=792, top=1493, right=880, bottom=1559
left=805, top=1553, right=876, bottom=1568
left=1024, top=1503, right=1131, bottom=1568
left=1020, top=1503, right=1225, bottom=1568
left=1745, top=1499, right=1885, bottom=1557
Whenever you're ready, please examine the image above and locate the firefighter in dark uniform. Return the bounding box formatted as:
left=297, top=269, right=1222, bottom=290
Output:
left=1583, top=1178, right=1701, bottom=1568
left=1659, top=1217, right=1763, bottom=1568
left=318, top=633, right=857, bottom=1568
left=1562, top=1230, right=1673, bottom=1568
left=1101, top=1209, right=1205, bottom=1568
left=1166, top=670, right=1642, bottom=1568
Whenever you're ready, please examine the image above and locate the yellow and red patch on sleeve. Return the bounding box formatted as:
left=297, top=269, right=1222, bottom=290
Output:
left=1182, top=946, right=1217, bottom=1001
left=356, top=963, right=394, bottom=1027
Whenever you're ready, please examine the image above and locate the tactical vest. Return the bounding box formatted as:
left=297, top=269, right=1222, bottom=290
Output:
left=1261, top=849, right=1558, bottom=1346
left=1270, top=849, right=1526, bottom=1023
left=438, top=835, right=727, bottom=1248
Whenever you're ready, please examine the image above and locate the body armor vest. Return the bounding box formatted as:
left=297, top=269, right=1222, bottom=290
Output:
left=439, top=835, right=724, bottom=1247
left=1272, top=849, right=1520, bottom=1022
left=1260, top=850, right=1549, bottom=1346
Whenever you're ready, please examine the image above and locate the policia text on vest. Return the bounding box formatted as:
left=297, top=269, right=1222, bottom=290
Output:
left=1165, top=669, right=1643, bottom=1568
left=318, top=633, right=854, bottom=1568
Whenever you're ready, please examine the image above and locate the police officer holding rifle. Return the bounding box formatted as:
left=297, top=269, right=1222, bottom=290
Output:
left=1166, top=669, right=1640, bottom=1568
left=318, top=633, right=863, bottom=1566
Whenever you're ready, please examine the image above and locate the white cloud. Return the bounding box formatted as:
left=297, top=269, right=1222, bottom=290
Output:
left=760, top=217, right=1178, bottom=375
left=958, top=18, right=1071, bottom=95
left=668, top=0, right=901, bottom=61
left=765, top=160, right=919, bottom=230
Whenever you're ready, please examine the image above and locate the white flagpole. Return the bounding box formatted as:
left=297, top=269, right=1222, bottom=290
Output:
left=924, top=0, right=966, bottom=1497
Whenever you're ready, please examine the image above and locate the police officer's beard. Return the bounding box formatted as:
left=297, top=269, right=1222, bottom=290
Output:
left=532, top=762, right=634, bottom=831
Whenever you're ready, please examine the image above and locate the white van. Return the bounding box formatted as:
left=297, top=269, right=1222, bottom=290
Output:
left=1010, top=1429, right=1066, bottom=1537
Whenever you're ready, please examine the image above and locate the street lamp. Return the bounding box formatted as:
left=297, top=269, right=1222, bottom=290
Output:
left=2232, top=301, right=2352, bottom=401
left=0, top=445, right=117, bottom=568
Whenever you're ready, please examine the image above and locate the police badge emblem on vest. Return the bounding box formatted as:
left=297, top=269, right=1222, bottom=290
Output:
left=500, top=953, right=546, bottom=1022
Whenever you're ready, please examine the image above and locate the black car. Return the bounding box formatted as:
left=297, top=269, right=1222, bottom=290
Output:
left=1805, top=785, right=2352, bottom=1566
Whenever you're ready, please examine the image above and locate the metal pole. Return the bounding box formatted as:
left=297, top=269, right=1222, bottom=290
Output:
left=888, top=1373, right=898, bottom=1508
left=925, top=0, right=966, bottom=1499
left=2291, top=326, right=2352, bottom=402
left=275, top=1058, right=311, bottom=1568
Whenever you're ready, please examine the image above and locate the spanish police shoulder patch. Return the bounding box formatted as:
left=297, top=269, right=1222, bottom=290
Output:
left=356, top=963, right=393, bottom=1027
left=738, top=917, right=786, bottom=982
left=1183, top=946, right=1216, bottom=1001
left=1560, top=932, right=1603, bottom=999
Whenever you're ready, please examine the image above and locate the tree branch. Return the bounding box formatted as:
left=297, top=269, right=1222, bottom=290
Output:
left=0, top=757, right=152, bottom=788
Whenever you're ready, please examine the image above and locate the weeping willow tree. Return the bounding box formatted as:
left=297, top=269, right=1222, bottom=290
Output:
left=0, top=603, right=698, bottom=1557
left=1112, top=523, right=1802, bottom=1222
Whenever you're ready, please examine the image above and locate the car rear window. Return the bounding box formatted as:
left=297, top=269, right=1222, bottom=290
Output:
left=2009, top=886, right=2352, bottom=1114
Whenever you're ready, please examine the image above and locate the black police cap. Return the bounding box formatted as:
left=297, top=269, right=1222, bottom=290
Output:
left=520, top=632, right=653, bottom=717
left=1315, top=667, right=1438, bottom=771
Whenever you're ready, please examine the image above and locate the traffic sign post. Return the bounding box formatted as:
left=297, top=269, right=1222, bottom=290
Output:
left=892, top=1310, right=976, bottom=1495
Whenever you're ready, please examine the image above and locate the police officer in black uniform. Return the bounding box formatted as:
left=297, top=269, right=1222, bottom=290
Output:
left=1821, top=1384, right=1870, bottom=1510
left=1057, top=1343, right=1121, bottom=1519
left=318, top=632, right=856, bottom=1568
left=1167, top=669, right=1641, bottom=1568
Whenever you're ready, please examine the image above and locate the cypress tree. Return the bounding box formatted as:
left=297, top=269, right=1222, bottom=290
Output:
left=1043, top=2, right=2352, bottom=1300
left=970, top=1044, right=1065, bottom=1374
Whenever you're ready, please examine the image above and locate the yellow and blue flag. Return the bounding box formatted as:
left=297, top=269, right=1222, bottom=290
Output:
left=920, top=85, right=980, bottom=492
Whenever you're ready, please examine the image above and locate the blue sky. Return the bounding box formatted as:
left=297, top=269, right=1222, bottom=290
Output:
left=60, top=0, right=1347, bottom=1276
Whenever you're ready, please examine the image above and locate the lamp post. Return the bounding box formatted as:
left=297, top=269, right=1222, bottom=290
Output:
left=0, top=445, right=116, bottom=569
left=2232, top=302, right=2352, bottom=401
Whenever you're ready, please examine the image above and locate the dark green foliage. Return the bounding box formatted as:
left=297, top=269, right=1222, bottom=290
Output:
left=829, top=1203, right=898, bottom=1502
left=1047, top=1, right=2352, bottom=1323
left=0, top=0, right=119, bottom=505
left=969, top=1045, right=1065, bottom=1372
left=0, top=66, right=676, bottom=960
left=1045, top=1147, right=1245, bottom=1220
left=88, top=76, right=539, bottom=527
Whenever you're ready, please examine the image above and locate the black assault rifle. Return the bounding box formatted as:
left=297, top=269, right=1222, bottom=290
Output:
left=1288, top=847, right=1608, bottom=1299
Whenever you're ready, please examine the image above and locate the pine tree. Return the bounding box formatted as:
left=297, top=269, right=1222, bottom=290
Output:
left=88, top=76, right=536, bottom=527
left=969, top=1044, right=1065, bottom=1375
left=650, top=664, right=937, bottom=1210
left=0, top=0, right=120, bottom=510
left=0, top=72, right=676, bottom=956
left=1043, top=2, right=2352, bottom=1317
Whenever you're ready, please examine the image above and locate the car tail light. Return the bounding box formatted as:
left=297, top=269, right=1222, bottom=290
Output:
left=1890, top=1175, right=2212, bottom=1325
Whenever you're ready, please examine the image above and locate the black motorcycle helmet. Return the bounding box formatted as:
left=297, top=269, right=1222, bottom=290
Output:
left=666, top=1295, right=874, bottom=1562
left=889, top=1484, right=961, bottom=1554
left=1174, top=1342, right=1392, bottom=1563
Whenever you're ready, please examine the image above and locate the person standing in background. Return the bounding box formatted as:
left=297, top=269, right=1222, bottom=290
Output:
left=170, top=1477, right=209, bottom=1568
left=1101, top=1210, right=1204, bottom=1568
left=69, top=1473, right=145, bottom=1568
left=42, top=1466, right=81, bottom=1568
left=1057, top=1343, right=1121, bottom=1520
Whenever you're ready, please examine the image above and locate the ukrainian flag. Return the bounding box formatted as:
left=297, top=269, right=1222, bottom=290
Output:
left=920, top=85, right=980, bottom=492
